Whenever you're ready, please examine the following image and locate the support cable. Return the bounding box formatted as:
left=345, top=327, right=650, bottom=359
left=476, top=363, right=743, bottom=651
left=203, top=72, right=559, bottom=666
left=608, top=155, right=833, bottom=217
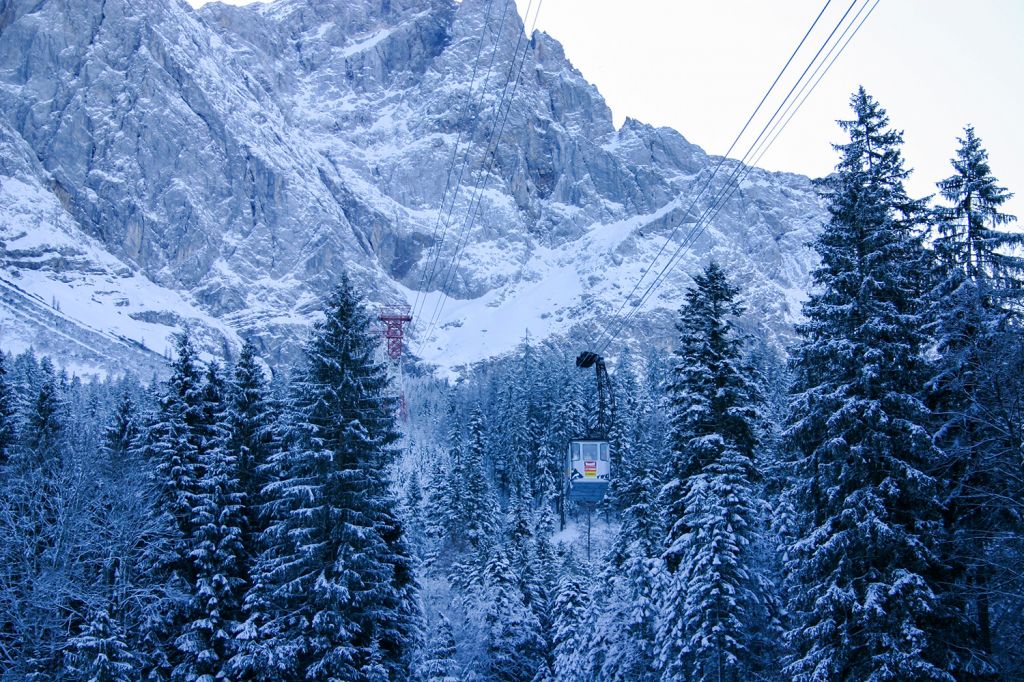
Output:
left=421, top=0, right=545, bottom=341
left=411, top=0, right=512, bottom=324
left=596, top=0, right=876, bottom=355
left=591, top=0, right=836, bottom=352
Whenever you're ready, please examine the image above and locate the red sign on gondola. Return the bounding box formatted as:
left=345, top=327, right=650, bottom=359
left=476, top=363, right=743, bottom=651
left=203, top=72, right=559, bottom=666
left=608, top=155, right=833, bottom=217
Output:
left=583, top=460, right=597, bottom=478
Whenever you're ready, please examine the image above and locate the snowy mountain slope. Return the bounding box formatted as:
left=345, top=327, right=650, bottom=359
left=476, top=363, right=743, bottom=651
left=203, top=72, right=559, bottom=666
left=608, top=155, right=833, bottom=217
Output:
left=0, top=120, right=240, bottom=376
left=0, top=0, right=825, bottom=372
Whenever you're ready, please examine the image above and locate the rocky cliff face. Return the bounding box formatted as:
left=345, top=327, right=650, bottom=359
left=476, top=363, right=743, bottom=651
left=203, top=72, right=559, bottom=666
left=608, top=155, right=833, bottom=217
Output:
left=0, top=0, right=825, bottom=373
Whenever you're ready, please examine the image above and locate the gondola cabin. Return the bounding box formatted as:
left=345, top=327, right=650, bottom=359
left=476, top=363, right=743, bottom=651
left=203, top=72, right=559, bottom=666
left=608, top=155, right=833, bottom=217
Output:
left=566, top=438, right=611, bottom=503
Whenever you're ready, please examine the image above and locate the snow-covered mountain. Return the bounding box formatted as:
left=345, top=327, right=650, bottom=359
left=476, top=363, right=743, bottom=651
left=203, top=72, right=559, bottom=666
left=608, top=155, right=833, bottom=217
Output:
left=0, top=0, right=825, bottom=374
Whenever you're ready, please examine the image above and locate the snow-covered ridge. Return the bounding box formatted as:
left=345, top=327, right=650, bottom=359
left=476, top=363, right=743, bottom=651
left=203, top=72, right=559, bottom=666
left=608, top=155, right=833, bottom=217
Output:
left=0, top=0, right=824, bottom=373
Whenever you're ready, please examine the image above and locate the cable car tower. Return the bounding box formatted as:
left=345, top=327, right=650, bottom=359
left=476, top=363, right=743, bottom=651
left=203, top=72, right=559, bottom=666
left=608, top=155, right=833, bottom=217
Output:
left=565, top=350, right=614, bottom=558
left=378, top=304, right=412, bottom=422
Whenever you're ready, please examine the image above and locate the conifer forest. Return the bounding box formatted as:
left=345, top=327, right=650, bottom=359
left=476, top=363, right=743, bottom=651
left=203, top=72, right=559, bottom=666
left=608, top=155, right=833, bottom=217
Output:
left=1, top=89, right=1023, bottom=681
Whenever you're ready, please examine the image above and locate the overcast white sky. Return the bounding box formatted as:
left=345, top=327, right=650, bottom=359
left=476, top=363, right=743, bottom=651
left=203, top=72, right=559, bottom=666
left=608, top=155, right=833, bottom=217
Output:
left=191, top=0, right=1024, bottom=219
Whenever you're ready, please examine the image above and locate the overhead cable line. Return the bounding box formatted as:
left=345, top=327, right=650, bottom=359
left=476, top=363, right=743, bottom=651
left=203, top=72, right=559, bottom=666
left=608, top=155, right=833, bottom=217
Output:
left=599, top=0, right=867, bottom=352
left=424, top=0, right=544, bottom=337
left=590, top=0, right=836, bottom=352
left=411, top=0, right=511, bottom=324
left=420, top=0, right=545, bottom=341
left=749, top=0, right=881, bottom=170
left=746, top=0, right=875, bottom=168
left=596, top=0, right=879, bottom=356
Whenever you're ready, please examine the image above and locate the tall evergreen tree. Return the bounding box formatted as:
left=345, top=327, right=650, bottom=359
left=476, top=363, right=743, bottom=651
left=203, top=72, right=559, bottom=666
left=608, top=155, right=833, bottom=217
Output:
left=21, top=358, right=67, bottom=467
left=461, top=406, right=499, bottom=554
left=174, top=364, right=249, bottom=682
left=147, top=332, right=208, bottom=566
left=140, top=332, right=208, bottom=679
left=227, top=340, right=276, bottom=540
left=656, top=261, right=772, bottom=682
left=547, top=571, right=592, bottom=682
left=419, top=615, right=460, bottom=682
left=785, top=88, right=951, bottom=681
left=928, top=126, right=1023, bottom=676
left=101, top=389, right=142, bottom=480
left=402, top=469, right=428, bottom=558
left=0, top=352, right=15, bottom=466
left=65, top=607, right=138, bottom=682
left=933, top=125, right=1023, bottom=296
left=483, top=546, right=542, bottom=682
left=258, top=277, right=422, bottom=681
left=227, top=342, right=288, bottom=682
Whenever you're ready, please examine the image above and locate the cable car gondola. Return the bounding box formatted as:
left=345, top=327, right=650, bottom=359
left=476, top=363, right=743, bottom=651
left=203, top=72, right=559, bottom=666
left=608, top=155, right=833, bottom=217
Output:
left=566, top=438, right=610, bottom=503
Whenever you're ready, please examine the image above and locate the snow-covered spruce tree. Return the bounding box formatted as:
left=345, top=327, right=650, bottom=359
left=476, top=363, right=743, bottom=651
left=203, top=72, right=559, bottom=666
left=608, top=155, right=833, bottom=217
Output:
left=656, top=261, right=774, bottom=682
left=489, top=339, right=545, bottom=502
left=224, top=340, right=277, bottom=598
left=21, top=357, right=68, bottom=468
left=174, top=363, right=249, bottom=682
left=419, top=614, right=460, bottom=682
left=785, top=88, right=951, bottom=681
left=424, top=450, right=460, bottom=559
left=402, top=469, right=428, bottom=558
left=146, top=332, right=207, bottom=569
left=431, top=404, right=498, bottom=581
left=0, top=358, right=75, bottom=679
left=933, top=125, right=1023, bottom=296
left=427, top=399, right=469, bottom=555
left=221, top=339, right=280, bottom=681
left=546, top=571, right=592, bottom=682
left=101, top=388, right=142, bottom=480
left=65, top=607, right=139, bottom=682
left=258, top=276, right=422, bottom=681
left=139, top=331, right=209, bottom=679
left=928, top=125, right=1023, bottom=676
left=461, top=406, right=499, bottom=554
left=226, top=340, right=276, bottom=543
left=483, top=546, right=543, bottom=682
left=0, top=352, right=15, bottom=466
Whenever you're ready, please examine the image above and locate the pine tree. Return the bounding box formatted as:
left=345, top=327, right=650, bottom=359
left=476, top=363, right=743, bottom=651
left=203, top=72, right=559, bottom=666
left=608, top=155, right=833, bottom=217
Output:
left=101, top=389, right=141, bottom=480
left=928, top=126, right=1022, bottom=676
left=933, top=125, right=1022, bottom=296
left=656, top=261, right=772, bottom=682
left=140, top=331, right=209, bottom=679
left=427, top=404, right=498, bottom=571
left=424, top=451, right=459, bottom=557
left=483, top=547, right=542, bottom=682
left=504, top=487, right=544, bottom=616
left=403, top=469, right=428, bottom=557
left=65, top=607, right=138, bottom=682
left=147, top=332, right=208, bottom=566
left=785, top=88, right=951, bottom=681
left=258, top=277, right=422, bottom=681
left=420, top=615, right=460, bottom=682
left=21, top=357, right=67, bottom=467
left=0, top=352, right=15, bottom=466
left=227, top=341, right=276, bottom=535
left=1, top=356, right=73, bottom=679
left=548, top=572, right=592, bottom=682
left=461, top=406, right=499, bottom=554
left=595, top=373, right=664, bottom=682
left=226, top=342, right=286, bottom=682
left=174, top=363, right=249, bottom=682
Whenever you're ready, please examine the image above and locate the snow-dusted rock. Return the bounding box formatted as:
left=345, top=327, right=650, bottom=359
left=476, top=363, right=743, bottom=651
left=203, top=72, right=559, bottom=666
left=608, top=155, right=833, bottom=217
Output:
left=0, top=0, right=825, bottom=373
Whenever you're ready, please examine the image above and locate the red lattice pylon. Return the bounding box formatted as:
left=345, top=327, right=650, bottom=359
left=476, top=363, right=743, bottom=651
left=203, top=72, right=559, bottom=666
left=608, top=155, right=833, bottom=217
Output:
left=378, top=305, right=412, bottom=422
left=378, top=305, right=413, bottom=361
